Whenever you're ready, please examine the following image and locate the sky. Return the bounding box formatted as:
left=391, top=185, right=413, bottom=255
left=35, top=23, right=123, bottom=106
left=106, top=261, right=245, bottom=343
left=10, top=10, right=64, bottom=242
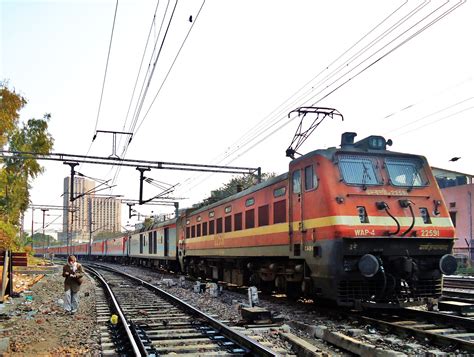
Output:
left=1, top=0, right=473, bottom=235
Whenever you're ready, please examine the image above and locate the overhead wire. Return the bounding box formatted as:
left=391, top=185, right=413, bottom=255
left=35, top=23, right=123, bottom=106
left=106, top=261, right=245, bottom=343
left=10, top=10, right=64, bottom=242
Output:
left=128, top=0, right=176, bottom=135
left=113, top=0, right=206, bottom=187
left=79, top=0, right=119, bottom=173
left=110, top=0, right=175, bottom=185
left=177, top=1, right=431, bottom=193
left=136, top=1, right=206, bottom=136
left=105, top=0, right=164, bottom=180
left=93, top=0, right=120, bottom=134
left=207, top=1, right=417, bottom=167
left=394, top=105, right=474, bottom=137
left=120, top=0, right=162, bottom=138
left=386, top=96, right=474, bottom=137
left=222, top=0, right=466, bottom=164
left=177, top=0, right=466, bottom=195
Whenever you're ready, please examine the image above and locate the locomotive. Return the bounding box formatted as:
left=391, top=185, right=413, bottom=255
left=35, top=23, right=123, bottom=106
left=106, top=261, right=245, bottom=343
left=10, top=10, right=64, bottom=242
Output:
left=38, top=131, right=457, bottom=308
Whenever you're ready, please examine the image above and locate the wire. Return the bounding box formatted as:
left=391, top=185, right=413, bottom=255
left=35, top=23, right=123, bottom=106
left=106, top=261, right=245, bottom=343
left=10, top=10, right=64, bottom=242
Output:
left=129, top=0, right=178, bottom=136
left=93, top=0, right=119, bottom=134
left=113, top=0, right=205, bottom=186
left=79, top=0, right=119, bottom=174
left=109, top=0, right=173, bottom=184
left=177, top=1, right=466, bottom=196
left=120, top=0, right=161, bottom=138
left=393, top=105, right=474, bottom=137
left=223, top=1, right=465, bottom=165
left=135, top=0, right=206, bottom=135
left=208, top=1, right=416, bottom=169
left=385, top=96, right=474, bottom=136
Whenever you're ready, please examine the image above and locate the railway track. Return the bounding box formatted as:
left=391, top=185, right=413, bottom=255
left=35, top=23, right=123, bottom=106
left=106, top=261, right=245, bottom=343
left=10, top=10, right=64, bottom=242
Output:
left=442, top=276, right=474, bottom=303
left=86, top=263, right=278, bottom=356
left=444, top=276, right=474, bottom=290
left=354, top=307, right=474, bottom=352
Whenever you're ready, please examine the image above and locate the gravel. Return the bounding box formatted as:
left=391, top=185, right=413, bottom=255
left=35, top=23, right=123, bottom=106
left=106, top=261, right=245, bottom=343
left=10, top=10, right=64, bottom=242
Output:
left=0, top=268, right=101, bottom=355
left=97, top=262, right=469, bottom=357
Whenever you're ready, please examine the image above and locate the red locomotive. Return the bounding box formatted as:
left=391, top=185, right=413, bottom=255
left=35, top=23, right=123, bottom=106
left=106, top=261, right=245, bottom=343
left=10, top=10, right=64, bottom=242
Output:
left=179, top=130, right=456, bottom=307
left=37, top=121, right=457, bottom=308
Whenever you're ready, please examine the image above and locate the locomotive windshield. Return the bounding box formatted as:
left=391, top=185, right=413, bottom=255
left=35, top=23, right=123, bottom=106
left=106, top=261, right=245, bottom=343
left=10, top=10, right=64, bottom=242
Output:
left=385, top=157, right=428, bottom=187
left=338, top=155, right=382, bottom=186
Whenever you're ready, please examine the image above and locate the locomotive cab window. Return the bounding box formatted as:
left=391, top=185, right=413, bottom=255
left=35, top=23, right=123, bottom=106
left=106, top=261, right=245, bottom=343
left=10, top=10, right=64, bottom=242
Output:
left=292, top=170, right=301, bottom=194
left=304, top=165, right=317, bottom=191
left=338, top=155, right=381, bottom=186
left=385, top=157, right=428, bottom=188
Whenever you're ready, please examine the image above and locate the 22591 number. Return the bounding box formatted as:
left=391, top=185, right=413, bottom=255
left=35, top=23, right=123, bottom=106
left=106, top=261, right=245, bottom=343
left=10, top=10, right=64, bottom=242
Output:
left=421, top=229, right=440, bottom=237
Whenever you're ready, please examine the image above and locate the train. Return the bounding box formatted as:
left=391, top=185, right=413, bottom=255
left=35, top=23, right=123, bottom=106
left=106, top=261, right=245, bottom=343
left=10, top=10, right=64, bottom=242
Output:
left=37, top=131, right=458, bottom=308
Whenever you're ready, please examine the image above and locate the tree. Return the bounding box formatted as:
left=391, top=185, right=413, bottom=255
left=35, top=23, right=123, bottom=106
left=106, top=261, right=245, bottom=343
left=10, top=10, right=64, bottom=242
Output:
left=0, top=83, right=54, bottom=250
left=195, top=172, right=276, bottom=208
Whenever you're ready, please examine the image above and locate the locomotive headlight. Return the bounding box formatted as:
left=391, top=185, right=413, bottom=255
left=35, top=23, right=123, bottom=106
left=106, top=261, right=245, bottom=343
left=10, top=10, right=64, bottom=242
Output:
left=358, top=254, right=380, bottom=278
left=439, top=254, right=457, bottom=275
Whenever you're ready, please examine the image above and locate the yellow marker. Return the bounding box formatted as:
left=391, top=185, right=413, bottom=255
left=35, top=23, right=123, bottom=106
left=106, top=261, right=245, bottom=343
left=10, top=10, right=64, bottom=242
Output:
left=110, top=314, right=118, bottom=325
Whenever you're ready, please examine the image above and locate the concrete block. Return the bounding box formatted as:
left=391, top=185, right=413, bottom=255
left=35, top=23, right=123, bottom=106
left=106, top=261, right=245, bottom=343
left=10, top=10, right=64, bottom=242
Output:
left=280, top=332, right=323, bottom=357
left=346, top=328, right=365, bottom=337
left=0, top=337, right=9, bottom=353
left=314, top=325, right=328, bottom=339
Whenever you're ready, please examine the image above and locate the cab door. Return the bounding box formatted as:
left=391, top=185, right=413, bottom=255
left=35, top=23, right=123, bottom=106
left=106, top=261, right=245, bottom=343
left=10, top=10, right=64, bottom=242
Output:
left=289, top=166, right=304, bottom=256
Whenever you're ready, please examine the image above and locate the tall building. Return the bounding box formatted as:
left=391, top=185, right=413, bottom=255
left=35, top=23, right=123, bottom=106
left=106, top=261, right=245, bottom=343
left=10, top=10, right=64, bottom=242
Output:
left=61, top=176, right=121, bottom=243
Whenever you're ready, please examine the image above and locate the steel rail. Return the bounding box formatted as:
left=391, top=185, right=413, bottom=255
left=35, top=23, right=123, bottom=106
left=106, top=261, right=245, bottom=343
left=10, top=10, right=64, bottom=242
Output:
left=357, top=309, right=474, bottom=352
left=87, top=263, right=278, bottom=356
left=86, top=266, right=143, bottom=356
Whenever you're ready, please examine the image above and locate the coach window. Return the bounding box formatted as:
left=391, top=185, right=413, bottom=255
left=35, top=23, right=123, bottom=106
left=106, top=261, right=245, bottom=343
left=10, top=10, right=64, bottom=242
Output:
left=234, top=212, right=243, bottom=231
left=273, top=200, right=286, bottom=223
left=202, top=221, right=208, bottom=236
left=258, top=205, right=269, bottom=226
left=217, top=217, right=223, bottom=234
left=153, top=231, right=157, bottom=254
left=225, top=216, right=232, bottom=232
left=186, top=226, right=190, bottom=239
left=139, top=234, right=144, bottom=254
left=304, top=165, right=317, bottom=190
left=245, top=198, right=255, bottom=207
left=292, top=170, right=301, bottom=194
left=148, top=232, right=153, bottom=254
left=197, top=224, right=201, bottom=237
left=209, top=220, right=215, bottom=234
left=245, top=209, right=255, bottom=229
left=191, top=225, right=196, bottom=238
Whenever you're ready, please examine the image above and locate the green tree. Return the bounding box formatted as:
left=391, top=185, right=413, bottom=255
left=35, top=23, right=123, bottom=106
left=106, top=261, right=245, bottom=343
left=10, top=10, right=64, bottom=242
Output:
left=0, top=83, right=54, bottom=250
left=195, top=172, right=276, bottom=208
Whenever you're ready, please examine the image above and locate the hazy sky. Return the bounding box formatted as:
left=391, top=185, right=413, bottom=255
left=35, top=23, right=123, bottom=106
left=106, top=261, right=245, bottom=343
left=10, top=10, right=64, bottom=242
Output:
left=2, top=0, right=473, bottom=233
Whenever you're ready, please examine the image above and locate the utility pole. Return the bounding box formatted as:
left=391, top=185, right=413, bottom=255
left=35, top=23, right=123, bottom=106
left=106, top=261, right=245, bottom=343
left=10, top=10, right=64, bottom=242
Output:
left=88, top=197, right=93, bottom=257
left=31, top=208, right=34, bottom=248
left=41, top=208, right=49, bottom=256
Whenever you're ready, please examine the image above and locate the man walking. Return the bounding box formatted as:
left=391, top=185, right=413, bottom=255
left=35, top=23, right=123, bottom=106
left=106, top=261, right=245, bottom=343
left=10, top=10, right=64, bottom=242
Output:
left=62, top=255, right=84, bottom=314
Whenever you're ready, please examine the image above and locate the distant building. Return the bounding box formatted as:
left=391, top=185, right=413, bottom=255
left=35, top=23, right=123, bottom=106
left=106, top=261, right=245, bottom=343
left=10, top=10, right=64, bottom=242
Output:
left=61, top=176, right=121, bottom=244
left=432, top=167, right=474, bottom=258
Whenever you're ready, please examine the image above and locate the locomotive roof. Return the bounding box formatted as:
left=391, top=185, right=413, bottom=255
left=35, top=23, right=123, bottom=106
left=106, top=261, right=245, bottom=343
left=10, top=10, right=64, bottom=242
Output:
left=190, top=172, right=289, bottom=216
left=290, top=145, right=427, bottom=166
